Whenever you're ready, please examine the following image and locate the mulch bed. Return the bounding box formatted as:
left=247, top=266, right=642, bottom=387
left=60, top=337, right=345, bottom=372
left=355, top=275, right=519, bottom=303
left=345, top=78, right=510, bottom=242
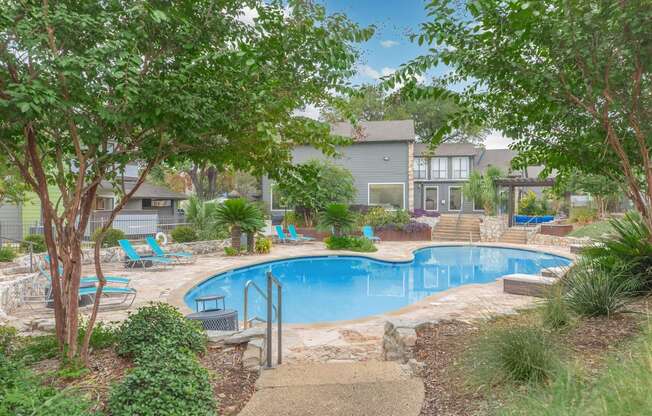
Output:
left=200, top=343, right=260, bottom=416
left=414, top=311, right=646, bottom=416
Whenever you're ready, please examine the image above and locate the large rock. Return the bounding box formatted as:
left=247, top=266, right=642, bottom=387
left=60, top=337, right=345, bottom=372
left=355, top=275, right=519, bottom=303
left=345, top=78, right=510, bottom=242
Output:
left=224, top=327, right=266, bottom=345
left=382, top=319, right=433, bottom=363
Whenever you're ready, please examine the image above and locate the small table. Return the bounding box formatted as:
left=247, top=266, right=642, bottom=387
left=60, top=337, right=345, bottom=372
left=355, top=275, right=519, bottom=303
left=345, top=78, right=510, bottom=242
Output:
left=194, top=294, right=226, bottom=313
left=186, top=309, right=238, bottom=331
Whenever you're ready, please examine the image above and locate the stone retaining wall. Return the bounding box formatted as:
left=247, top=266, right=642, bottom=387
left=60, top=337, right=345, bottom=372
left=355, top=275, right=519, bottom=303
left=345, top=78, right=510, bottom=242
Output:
left=0, top=272, right=42, bottom=319
left=479, top=215, right=508, bottom=242
left=529, top=233, right=591, bottom=248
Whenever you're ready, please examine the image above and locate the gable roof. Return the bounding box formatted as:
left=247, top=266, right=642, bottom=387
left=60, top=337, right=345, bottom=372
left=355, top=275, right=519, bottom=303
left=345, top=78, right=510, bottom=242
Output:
left=99, top=180, right=188, bottom=200
left=414, top=142, right=478, bottom=157
left=330, top=120, right=415, bottom=142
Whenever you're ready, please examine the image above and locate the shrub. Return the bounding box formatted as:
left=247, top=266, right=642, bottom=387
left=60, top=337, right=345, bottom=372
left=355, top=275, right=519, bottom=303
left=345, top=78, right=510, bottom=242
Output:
left=324, top=236, right=377, bottom=252
left=12, top=335, right=59, bottom=365
left=319, top=204, right=356, bottom=237
left=282, top=211, right=303, bottom=227
left=224, top=246, right=239, bottom=256
left=470, top=326, right=559, bottom=385
left=0, top=246, right=16, bottom=262
left=255, top=237, right=272, bottom=254
left=0, top=326, right=17, bottom=356
left=108, top=349, right=216, bottom=416
left=92, top=227, right=126, bottom=248
left=77, top=319, right=117, bottom=350
left=410, top=209, right=440, bottom=218
left=116, top=303, right=207, bottom=359
left=360, top=207, right=410, bottom=228
left=541, top=285, right=571, bottom=329
left=569, top=206, right=598, bottom=224
left=563, top=260, right=638, bottom=317
left=20, top=234, right=46, bottom=253
left=171, top=225, right=198, bottom=243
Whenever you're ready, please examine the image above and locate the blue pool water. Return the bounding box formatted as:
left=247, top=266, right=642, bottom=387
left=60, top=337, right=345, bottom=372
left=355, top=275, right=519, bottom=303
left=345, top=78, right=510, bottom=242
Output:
left=185, top=246, right=571, bottom=324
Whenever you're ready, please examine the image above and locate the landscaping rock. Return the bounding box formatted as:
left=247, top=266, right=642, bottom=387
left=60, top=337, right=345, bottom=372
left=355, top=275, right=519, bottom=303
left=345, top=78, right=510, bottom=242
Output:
left=382, top=319, right=433, bottom=363
left=206, top=330, right=238, bottom=344
left=406, top=358, right=426, bottom=377
left=224, top=327, right=265, bottom=345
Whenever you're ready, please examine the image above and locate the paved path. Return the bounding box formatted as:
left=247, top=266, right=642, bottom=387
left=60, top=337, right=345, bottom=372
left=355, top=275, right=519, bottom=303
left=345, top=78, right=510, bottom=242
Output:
left=238, top=361, right=424, bottom=416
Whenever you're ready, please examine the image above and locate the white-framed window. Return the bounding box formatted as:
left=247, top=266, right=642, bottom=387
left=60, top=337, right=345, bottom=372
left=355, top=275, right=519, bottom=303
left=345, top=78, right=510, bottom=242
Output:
left=430, top=157, right=448, bottom=179
left=452, top=157, right=469, bottom=179
left=413, top=157, right=428, bottom=180
left=423, top=186, right=439, bottom=211
left=449, top=187, right=463, bottom=211
left=368, top=183, right=405, bottom=210
left=94, top=197, right=113, bottom=211
left=270, top=183, right=291, bottom=211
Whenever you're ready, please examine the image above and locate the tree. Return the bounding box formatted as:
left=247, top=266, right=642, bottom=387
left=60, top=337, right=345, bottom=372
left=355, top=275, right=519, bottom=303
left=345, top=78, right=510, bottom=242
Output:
left=319, top=203, right=356, bottom=237
left=391, top=0, right=652, bottom=239
left=0, top=160, right=28, bottom=205
left=0, top=0, right=372, bottom=360
left=555, top=172, right=626, bottom=217
left=463, top=166, right=503, bottom=214
left=276, top=159, right=356, bottom=227
left=214, top=199, right=264, bottom=251
left=323, top=83, right=485, bottom=144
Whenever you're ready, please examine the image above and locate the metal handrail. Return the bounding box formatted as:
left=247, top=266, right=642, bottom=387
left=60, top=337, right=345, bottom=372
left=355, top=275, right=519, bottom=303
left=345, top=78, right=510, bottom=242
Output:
left=243, top=272, right=283, bottom=367
left=0, top=236, right=36, bottom=272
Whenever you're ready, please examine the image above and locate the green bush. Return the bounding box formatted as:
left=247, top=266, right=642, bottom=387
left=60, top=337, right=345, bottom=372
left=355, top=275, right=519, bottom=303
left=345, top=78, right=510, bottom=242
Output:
left=108, top=349, right=216, bottom=416
left=569, top=206, right=598, bottom=224
left=318, top=203, right=356, bottom=236
left=171, top=225, right=198, bottom=243
left=77, top=319, right=117, bottom=350
left=359, top=207, right=410, bottom=228
left=255, top=237, right=272, bottom=254
left=470, top=326, right=559, bottom=385
left=0, top=326, right=18, bottom=356
left=92, top=227, right=126, bottom=248
left=563, top=260, right=638, bottom=317
left=324, top=236, right=377, bottom=252
left=0, top=246, right=16, bottom=262
left=282, top=211, right=303, bottom=227
left=12, top=335, right=59, bottom=365
left=541, top=286, right=571, bottom=329
left=20, top=234, right=46, bottom=253
left=224, top=246, right=239, bottom=256
left=116, top=303, right=207, bottom=359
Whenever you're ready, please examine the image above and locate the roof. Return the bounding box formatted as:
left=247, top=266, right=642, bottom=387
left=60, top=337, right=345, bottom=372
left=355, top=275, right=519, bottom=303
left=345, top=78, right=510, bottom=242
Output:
left=414, top=142, right=478, bottom=157
left=475, top=149, right=517, bottom=172
left=330, top=120, right=415, bottom=142
left=99, top=180, right=188, bottom=200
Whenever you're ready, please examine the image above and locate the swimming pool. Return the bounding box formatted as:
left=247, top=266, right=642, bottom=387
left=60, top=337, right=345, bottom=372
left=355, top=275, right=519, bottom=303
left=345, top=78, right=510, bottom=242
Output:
left=184, top=246, right=571, bottom=324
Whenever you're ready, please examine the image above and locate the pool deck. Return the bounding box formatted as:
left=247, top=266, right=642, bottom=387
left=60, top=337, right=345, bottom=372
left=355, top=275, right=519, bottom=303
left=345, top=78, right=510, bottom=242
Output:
left=8, top=241, right=573, bottom=363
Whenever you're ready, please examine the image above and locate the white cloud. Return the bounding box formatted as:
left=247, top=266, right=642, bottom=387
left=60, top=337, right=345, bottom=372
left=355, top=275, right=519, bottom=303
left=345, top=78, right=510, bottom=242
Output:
left=237, top=6, right=258, bottom=25
left=358, top=65, right=396, bottom=80
left=484, top=130, right=513, bottom=149
left=380, top=40, right=399, bottom=48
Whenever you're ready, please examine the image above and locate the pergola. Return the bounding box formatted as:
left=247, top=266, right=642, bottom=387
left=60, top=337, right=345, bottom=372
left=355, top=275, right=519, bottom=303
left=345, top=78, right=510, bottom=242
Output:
left=494, top=177, right=556, bottom=227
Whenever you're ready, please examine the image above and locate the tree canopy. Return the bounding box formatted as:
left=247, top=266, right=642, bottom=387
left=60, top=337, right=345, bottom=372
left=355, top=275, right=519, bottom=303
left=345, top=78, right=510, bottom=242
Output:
left=0, top=0, right=372, bottom=359
left=391, top=0, right=651, bottom=234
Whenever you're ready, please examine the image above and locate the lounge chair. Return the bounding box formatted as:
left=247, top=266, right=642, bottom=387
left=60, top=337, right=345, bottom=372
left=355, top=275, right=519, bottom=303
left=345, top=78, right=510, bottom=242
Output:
left=287, top=224, right=315, bottom=242
left=274, top=225, right=298, bottom=243
left=42, top=257, right=131, bottom=286
left=118, top=239, right=173, bottom=269
left=362, top=225, right=381, bottom=242
left=145, top=236, right=193, bottom=263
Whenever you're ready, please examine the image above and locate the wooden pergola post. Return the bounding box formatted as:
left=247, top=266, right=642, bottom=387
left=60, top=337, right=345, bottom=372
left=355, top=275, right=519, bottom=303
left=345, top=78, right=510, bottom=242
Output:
left=494, top=177, right=556, bottom=228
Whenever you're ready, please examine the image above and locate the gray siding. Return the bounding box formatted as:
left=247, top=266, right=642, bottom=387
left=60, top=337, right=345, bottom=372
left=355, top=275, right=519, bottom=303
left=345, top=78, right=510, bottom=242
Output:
left=413, top=182, right=476, bottom=214
left=0, top=204, right=23, bottom=240
left=262, top=141, right=410, bottom=213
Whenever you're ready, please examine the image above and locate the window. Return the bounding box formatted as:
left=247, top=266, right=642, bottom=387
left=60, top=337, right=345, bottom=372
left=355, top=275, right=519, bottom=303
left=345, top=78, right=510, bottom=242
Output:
left=452, top=157, right=469, bottom=179
left=368, top=183, right=405, bottom=210
left=424, top=186, right=438, bottom=211
left=430, top=157, right=448, bottom=179
left=270, top=184, right=291, bottom=210
left=449, top=187, right=463, bottom=211
left=94, top=197, right=112, bottom=211
left=152, top=199, right=172, bottom=207
left=142, top=198, right=152, bottom=208
left=413, top=157, right=428, bottom=179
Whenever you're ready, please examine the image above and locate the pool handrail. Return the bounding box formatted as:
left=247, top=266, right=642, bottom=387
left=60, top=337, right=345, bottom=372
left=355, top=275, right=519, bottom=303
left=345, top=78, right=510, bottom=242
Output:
left=243, top=272, right=283, bottom=367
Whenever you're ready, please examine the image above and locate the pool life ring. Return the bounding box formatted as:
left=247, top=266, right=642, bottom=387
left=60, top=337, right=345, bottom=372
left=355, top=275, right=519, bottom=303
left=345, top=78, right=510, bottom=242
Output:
left=156, top=232, right=168, bottom=245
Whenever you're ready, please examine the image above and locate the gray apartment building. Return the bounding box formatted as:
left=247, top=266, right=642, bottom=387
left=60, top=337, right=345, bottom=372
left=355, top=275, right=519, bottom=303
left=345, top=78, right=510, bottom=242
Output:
left=261, top=120, right=538, bottom=217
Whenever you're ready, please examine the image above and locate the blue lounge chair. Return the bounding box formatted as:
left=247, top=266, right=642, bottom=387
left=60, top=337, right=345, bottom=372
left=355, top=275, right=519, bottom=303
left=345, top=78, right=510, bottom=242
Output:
left=287, top=224, right=315, bottom=242
left=275, top=225, right=298, bottom=243
left=362, top=225, right=381, bottom=242
left=119, top=239, right=173, bottom=268
left=145, top=236, right=193, bottom=263
left=77, top=285, right=137, bottom=308
left=42, top=256, right=130, bottom=286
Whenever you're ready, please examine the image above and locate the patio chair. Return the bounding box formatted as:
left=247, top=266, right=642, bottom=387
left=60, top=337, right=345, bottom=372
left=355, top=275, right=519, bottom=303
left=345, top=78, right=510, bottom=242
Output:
left=274, top=225, right=298, bottom=244
left=118, top=239, right=173, bottom=269
left=362, top=225, right=381, bottom=242
left=42, top=256, right=131, bottom=286
left=287, top=224, right=315, bottom=242
left=145, top=236, right=193, bottom=263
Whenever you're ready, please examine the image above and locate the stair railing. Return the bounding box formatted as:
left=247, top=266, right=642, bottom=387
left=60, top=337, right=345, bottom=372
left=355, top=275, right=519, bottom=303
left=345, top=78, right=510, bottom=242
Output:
left=243, top=271, right=283, bottom=368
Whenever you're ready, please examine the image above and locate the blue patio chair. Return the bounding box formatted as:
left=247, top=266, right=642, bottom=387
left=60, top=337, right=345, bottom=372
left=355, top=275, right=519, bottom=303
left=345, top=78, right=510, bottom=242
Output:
left=118, top=239, right=173, bottom=268
left=287, top=224, right=315, bottom=242
left=145, top=236, right=193, bottom=263
left=42, top=256, right=130, bottom=286
left=362, top=225, right=381, bottom=242
left=275, top=225, right=298, bottom=243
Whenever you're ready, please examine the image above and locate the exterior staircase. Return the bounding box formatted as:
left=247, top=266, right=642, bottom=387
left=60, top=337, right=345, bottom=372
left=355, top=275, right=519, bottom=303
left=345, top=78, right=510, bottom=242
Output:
left=499, top=228, right=528, bottom=244
left=432, top=215, right=481, bottom=242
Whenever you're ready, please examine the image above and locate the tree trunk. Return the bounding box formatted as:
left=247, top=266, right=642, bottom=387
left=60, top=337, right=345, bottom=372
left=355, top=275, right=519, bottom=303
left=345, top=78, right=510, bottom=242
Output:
left=231, top=226, right=241, bottom=251
left=246, top=231, right=254, bottom=253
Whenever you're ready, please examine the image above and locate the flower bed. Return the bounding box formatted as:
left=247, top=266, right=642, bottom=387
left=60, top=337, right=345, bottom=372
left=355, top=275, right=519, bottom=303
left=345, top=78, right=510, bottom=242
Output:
left=296, top=221, right=432, bottom=242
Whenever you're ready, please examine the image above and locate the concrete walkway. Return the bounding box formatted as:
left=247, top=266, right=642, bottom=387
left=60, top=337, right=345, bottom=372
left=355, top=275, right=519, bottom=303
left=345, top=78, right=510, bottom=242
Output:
left=238, top=361, right=424, bottom=416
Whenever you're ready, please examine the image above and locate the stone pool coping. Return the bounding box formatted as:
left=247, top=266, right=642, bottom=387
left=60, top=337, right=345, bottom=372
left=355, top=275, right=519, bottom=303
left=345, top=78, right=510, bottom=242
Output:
left=168, top=241, right=574, bottom=329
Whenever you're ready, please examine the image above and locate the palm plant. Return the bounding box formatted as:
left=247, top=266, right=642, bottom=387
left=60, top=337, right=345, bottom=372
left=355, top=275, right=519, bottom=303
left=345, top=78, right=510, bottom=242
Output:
left=463, top=167, right=502, bottom=214
left=185, top=196, right=218, bottom=240
left=319, top=204, right=355, bottom=237
left=214, top=199, right=265, bottom=251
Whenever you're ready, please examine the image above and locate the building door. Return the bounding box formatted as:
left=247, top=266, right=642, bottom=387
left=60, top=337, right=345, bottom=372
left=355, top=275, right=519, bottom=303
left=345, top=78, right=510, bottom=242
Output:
left=424, top=186, right=438, bottom=211
left=449, top=187, right=463, bottom=211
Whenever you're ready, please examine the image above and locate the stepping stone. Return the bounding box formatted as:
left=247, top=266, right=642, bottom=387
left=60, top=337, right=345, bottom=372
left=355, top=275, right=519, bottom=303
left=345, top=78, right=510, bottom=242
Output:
left=238, top=361, right=424, bottom=416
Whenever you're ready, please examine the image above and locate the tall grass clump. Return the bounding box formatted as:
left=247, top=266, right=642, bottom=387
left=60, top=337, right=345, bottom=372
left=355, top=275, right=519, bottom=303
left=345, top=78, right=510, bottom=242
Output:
left=469, top=326, right=559, bottom=385
left=563, top=260, right=639, bottom=317
left=541, top=285, right=571, bottom=329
